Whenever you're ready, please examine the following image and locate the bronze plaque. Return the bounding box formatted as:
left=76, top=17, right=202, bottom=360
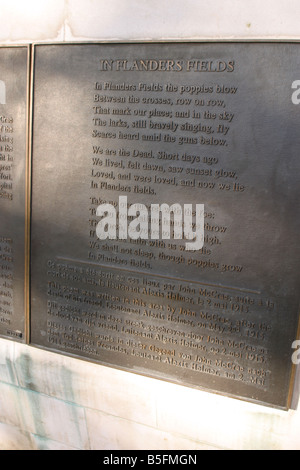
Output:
left=30, top=43, right=300, bottom=409
left=0, top=46, right=29, bottom=342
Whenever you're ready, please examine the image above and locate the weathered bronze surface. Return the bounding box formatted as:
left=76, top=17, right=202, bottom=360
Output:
left=30, top=43, right=300, bottom=408
left=0, top=46, right=29, bottom=342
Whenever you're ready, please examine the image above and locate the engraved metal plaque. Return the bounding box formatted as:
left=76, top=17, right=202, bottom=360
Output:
left=0, top=46, right=29, bottom=342
left=30, top=43, right=300, bottom=408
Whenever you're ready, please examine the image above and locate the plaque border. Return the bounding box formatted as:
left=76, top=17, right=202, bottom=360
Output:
left=25, top=44, right=32, bottom=345
left=27, top=41, right=300, bottom=410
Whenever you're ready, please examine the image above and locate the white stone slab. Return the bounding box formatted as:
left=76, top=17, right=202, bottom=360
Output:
left=0, top=382, right=22, bottom=427
left=85, top=408, right=220, bottom=450
left=155, top=379, right=299, bottom=449
left=0, top=0, right=65, bottom=43
left=14, top=343, right=157, bottom=427
left=5, top=384, right=89, bottom=449
left=66, top=0, right=300, bottom=40
left=0, top=339, right=18, bottom=385
left=0, top=422, right=33, bottom=450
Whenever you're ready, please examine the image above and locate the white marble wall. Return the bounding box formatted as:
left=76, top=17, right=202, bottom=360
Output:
left=0, top=0, right=299, bottom=450
left=0, top=0, right=299, bottom=44
left=0, top=339, right=299, bottom=450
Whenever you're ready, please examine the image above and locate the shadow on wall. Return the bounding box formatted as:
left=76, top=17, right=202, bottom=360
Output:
left=14, top=351, right=87, bottom=449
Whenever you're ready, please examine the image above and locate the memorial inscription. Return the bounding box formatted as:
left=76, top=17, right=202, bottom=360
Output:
left=30, top=43, right=300, bottom=408
left=0, top=46, right=29, bottom=341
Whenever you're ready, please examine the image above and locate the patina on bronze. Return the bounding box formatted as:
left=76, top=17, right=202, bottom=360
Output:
left=0, top=46, right=30, bottom=342
left=30, top=43, right=300, bottom=409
